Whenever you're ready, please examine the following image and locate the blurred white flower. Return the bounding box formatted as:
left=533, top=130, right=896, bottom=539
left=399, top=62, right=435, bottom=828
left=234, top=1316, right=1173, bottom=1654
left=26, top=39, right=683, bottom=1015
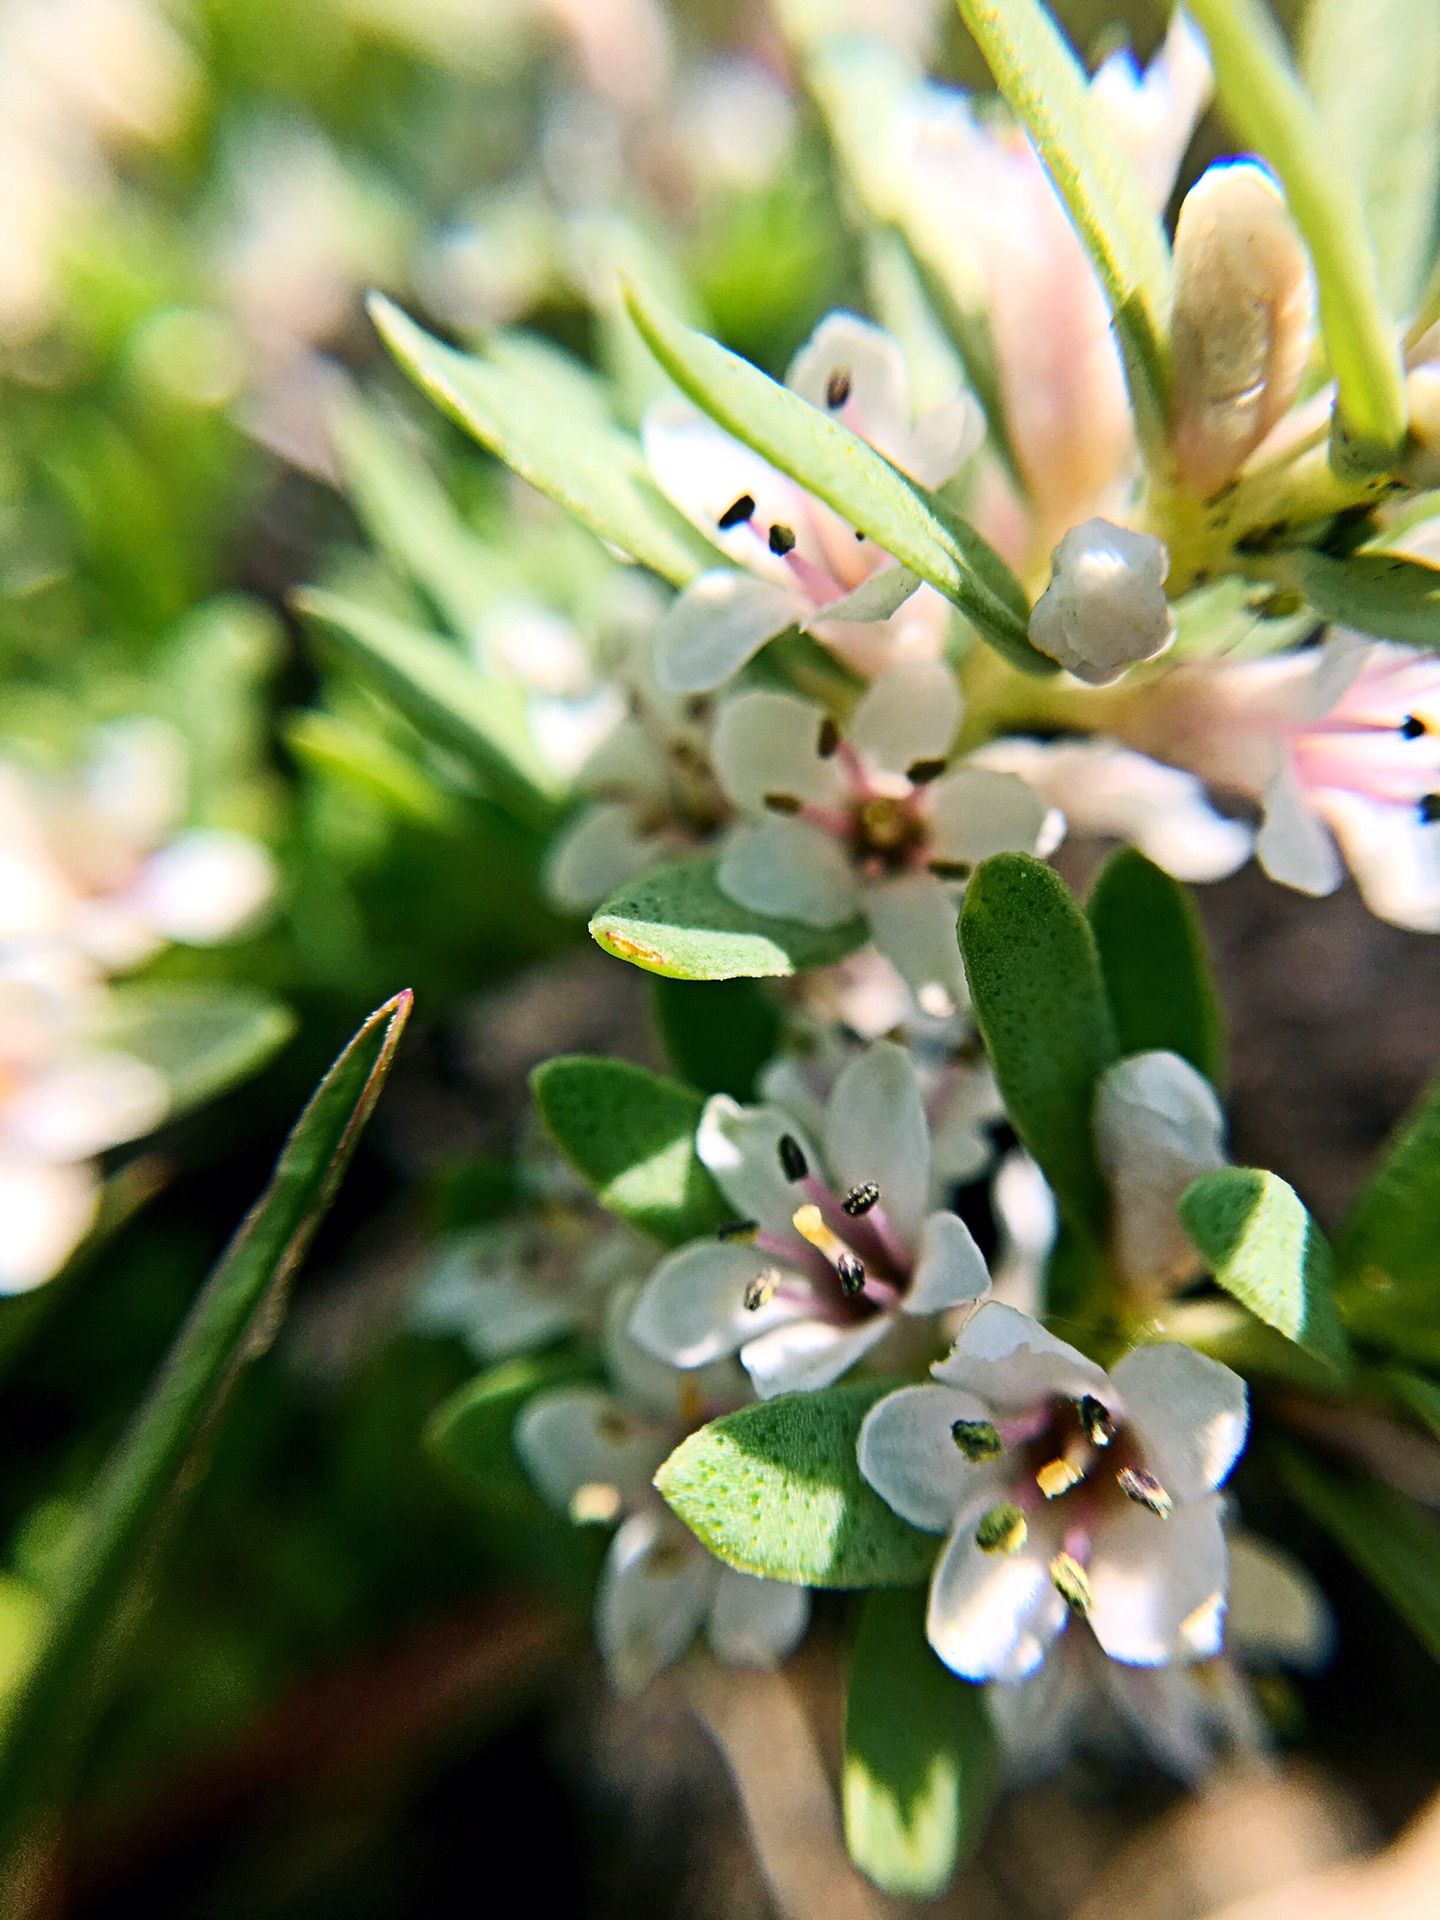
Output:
left=1094, top=1051, right=1228, bottom=1296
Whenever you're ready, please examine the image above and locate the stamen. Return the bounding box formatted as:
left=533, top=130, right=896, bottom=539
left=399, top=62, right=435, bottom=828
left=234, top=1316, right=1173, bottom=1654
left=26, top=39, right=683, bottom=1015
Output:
left=817, top=716, right=841, bottom=759
left=927, top=859, right=972, bottom=881
left=1036, top=1457, right=1084, bottom=1500
left=1401, top=714, right=1427, bottom=740
left=836, top=1251, right=867, bottom=1297
left=763, top=791, right=803, bottom=814
left=1421, top=794, right=1440, bottom=824
left=1049, top=1552, right=1093, bottom=1614
left=717, top=1218, right=759, bottom=1242
left=951, top=1418, right=1003, bottom=1462
left=718, top=493, right=755, bottom=530
left=778, top=1134, right=809, bottom=1182
left=768, top=523, right=797, bottom=556
left=792, top=1202, right=848, bottom=1266
left=841, top=1181, right=880, bottom=1217
left=906, top=757, right=948, bottom=786
left=975, top=1504, right=1028, bottom=1555
left=1117, top=1465, right=1173, bottom=1517
left=744, top=1271, right=779, bottom=1312
left=1078, top=1395, right=1116, bottom=1448
left=825, top=368, right=852, bottom=409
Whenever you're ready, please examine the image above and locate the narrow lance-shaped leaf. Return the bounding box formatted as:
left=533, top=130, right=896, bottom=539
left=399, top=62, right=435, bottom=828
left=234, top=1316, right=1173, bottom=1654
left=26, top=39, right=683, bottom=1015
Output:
left=1388, top=1369, right=1440, bottom=1443
left=843, top=1589, right=996, bottom=1898
left=1179, top=1166, right=1350, bottom=1370
left=1335, top=1070, right=1440, bottom=1360
left=622, top=284, right=1053, bottom=675
left=959, top=854, right=1119, bottom=1239
left=590, top=855, right=868, bottom=982
left=531, top=1055, right=730, bottom=1246
left=1183, top=0, right=1408, bottom=474
left=953, top=0, right=1174, bottom=455
left=0, top=992, right=412, bottom=1862
left=1290, top=550, right=1440, bottom=651
left=368, top=295, right=719, bottom=588
left=1088, top=847, right=1226, bottom=1087
left=656, top=1382, right=938, bottom=1588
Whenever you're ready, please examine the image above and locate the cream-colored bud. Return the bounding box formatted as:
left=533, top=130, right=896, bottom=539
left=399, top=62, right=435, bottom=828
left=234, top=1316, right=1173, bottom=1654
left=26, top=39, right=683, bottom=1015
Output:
left=1169, top=160, right=1313, bottom=496
left=1400, top=365, right=1440, bottom=489
left=1028, top=519, right=1175, bottom=685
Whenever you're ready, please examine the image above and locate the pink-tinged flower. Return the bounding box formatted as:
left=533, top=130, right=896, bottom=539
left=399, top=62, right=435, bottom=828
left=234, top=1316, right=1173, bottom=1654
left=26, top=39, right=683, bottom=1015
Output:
left=630, top=1041, right=992, bottom=1400
left=711, top=661, right=1053, bottom=1014
left=516, top=1298, right=808, bottom=1694
left=643, top=313, right=982, bottom=689
left=859, top=1303, right=1248, bottom=1681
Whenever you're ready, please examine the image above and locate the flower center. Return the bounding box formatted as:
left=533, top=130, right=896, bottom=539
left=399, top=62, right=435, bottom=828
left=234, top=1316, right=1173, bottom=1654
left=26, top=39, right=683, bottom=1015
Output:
left=852, top=794, right=926, bottom=870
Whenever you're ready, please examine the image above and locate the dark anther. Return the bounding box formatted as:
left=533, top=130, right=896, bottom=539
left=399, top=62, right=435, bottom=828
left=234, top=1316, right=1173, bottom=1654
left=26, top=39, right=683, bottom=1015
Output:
left=718, top=493, right=755, bottom=530
left=906, top=756, right=948, bottom=785
left=717, top=1219, right=759, bottom=1242
left=825, top=368, right=852, bottom=409
left=842, top=1182, right=880, bottom=1217
left=778, top=1134, right=809, bottom=1182
left=928, top=858, right=972, bottom=880
left=763, top=791, right=803, bottom=814
left=1401, top=713, right=1428, bottom=740
left=1421, top=794, right=1440, bottom=824
left=768, top=523, right=797, bottom=556
left=951, top=1418, right=1003, bottom=1462
left=1117, top=1465, right=1172, bottom=1517
left=744, top=1272, right=777, bottom=1311
left=836, top=1251, right=867, bottom=1296
left=817, top=716, right=841, bottom=759
left=1078, top=1394, right=1116, bottom=1447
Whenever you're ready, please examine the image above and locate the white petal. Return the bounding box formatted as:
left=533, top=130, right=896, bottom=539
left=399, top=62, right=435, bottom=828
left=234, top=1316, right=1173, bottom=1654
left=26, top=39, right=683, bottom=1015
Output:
left=1322, top=790, right=1440, bottom=933
left=603, top=1282, right=750, bottom=1421
left=0, top=1157, right=97, bottom=1294
left=1093, top=1051, right=1228, bottom=1290
left=863, top=874, right=968, bottom=1017
left=717, top=816, right=859, bottom=927
left=6, top=1050, right=169, bottom=1161
left=1088, top=1493, right=1228, bottom=1666
left=697, top=1094, right=818, bottom=1236
left=740, top=1312, right=891, bottom=1398
left=823, top=1039, right=930, bottom=1247
left=131, top=831, right=275, bottom=945
left=987, top=1640, right=1092, bottom=1778
left=712, top=689, right=841, bottom=812
left=927, top=1497, right=1069, bottom=1681
left=629, top=1240, right=795, bottom=1370
left=906, top=1210, right=991, bottom=1315
left=1103, top=1661, right=1223, bottom=1783
left=1029, top=520, right=1175, bottom=685
left=654, top=570, right=801, bottom=694
left=707, top=1566, right=811, bottom=1666
left=642, top=402, right=797, bottom=583
left=926, top=767, right=1050, bottom=864
left=806, top=566, right=921, bottom=630
left=847, top=661, right=962, bottom=773
left=597, top=1509, right=715, bottom=1694
left=1092, top=12, right=1212, bottom=210
left=1226, top=1532, right=1334, bottom=1671
left=575, top=714, right=669, bottom=804
left=932, top=1301, right=1111, bottom=1412
left=904, top=395, right=986, bottom=489
left=515, top=1387, right=670, bottom=1516
left=1256, top=762, right=1343, bottom=895
left=857, top=1382, right=1001, bottom=1533
left=785, top=311, right=910, bottom=456
left=1113, top=1342, right=1249, bottom=1501
left=545, top=803, right=662, bottom=912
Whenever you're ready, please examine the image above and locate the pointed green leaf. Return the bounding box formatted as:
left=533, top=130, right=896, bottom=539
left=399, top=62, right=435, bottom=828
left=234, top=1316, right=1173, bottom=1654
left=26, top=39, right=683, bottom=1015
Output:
left=959, top=854, right=1119, bottom=1238
left=844, top=1589, right=996, bottom=1898
left=1183, top=0, right=1408, bottom=472
left=590, top=856, right=868, bottom=981
left=284, top=709, right=461, bottom=830
left=953, top=0, right=1173, bottom=453
left=652, top=976, right=780, bottom=1100
left=0, top=992, right=412, bottom=1856
left=294, top=587, right=560, bottom=828
left=531, top=1055, right=728, bottom=1246
left=1292, top=550, right=1440, bottom=649
left=1282, top=1446, right=1440, bottom=1663
left=656, top=1382, right=938, bottom=1588
left=622, top=284, right=1051, bottom=674
left=368, top=295, right=718, bottom=587
left=1179, top=1167, right=1349, bottom=1369
left=1088, top=847, right=1226, bottom=1087
left=95, top=984, right=295, bottom=1119
left=1388, top=1369, right=1440, bottom=1442
left=1336, top=1072, right=1440, bottom=1359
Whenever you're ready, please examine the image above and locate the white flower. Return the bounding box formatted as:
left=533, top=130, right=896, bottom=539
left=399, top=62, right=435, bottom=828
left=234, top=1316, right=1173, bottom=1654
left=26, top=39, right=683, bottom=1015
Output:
left=630, top=1041, right=992, bottom=1400
left=1094, top=1052, right=1228, bottom=1296
left=516, top=1301, right=809, bottom=1693
left=1029, top=520, right=1176, bottom=685
left=858, top=1302, right=1248, bottom=1681
left=711, top=661, right=1053, bottom=1014
left=644, top=312, right=982, bottom=689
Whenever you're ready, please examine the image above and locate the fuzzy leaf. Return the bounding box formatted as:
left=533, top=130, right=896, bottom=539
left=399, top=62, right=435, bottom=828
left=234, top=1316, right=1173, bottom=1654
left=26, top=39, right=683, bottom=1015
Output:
left=651, top=976, right=780, bottom=1100
left=1283, top=1447, right=1440, bottom=1663
left=1180, top=1167, right=1349, bottom=1369
left=959, top=854, right=1119, bottom=1238
left=843, top=1589, right=995, bottom=1897
left=1088, top=847, right=1226, bottom=1087
left=656, top=1382, right=938, bottom=1588
left=1336, top=1071, right=1440, bottom=1359
left=531, top=1055, right=729, bottom=1246
left=1293, top=551, right=1440, bottom=649
left=622, top=284, right=1051, bottom=674
left=368, top=296, right=717, bottom=587
left=590, top=856, right=868, bottom=981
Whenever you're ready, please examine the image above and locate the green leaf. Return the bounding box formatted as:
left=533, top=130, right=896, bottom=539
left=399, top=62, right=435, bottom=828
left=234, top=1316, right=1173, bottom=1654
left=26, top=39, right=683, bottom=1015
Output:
left=1388, top=1369, right=1440, bottom=1442
left=294, top=588, right=560, bottom=829
left=1179, top=1167, right=1350, bottom=1369
left=1282, top=1445, right=1440, bottom=1662
left=590, top=856, right=868, bottom=981
left=1301, top=0, right=1440, bottom=317
left=622, top=284, right=1052, bottom=675
left=959, top=854, right=1119, bottom=1238
left=651, top=976, right=780, bottom=1100
left=96, top=984, right=295, bottom=1119
left=367, top=296, right=718, bottom=588
left=1291, top=550, right=1440, bottom=649
left=284, top=709, right=461, bottom=830
left=953, top=0, right=1173, bottom=454
left=843, top=1589, right=995, bottom=1898
left=1183, top=0, right=1408, bottom=473
left=1335, top=1072, right=1440, bottom=1358
left=656, top=1381, right=939, bottom=1587
left=531, top=1055, right=729, bottom=1246
left=428, top=1347, right=602, bottom=1516
left=0, top=992, right=412, bottom=1857
left=1088, top=847, right=1226, bottom=1087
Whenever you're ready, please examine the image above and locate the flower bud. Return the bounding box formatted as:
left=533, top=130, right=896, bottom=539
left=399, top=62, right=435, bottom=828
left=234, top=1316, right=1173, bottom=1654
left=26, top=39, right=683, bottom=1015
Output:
left=1169, top=160, right=1313, bottom=496
left=1028, top=519, right=1175, bottom=685
left=1400, top=365, right=1440, bottom=490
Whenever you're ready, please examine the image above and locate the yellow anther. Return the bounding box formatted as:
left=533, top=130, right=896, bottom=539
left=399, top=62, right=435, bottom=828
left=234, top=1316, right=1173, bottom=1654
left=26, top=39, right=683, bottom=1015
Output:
left=1036, top=1457, right=1084, bottom=1501
left=570, top=1482, right=623, bottom=1525
left=1049, top=1552, right=1093, bottom=1614
left=792, top=1203, right=849, bottom=1266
